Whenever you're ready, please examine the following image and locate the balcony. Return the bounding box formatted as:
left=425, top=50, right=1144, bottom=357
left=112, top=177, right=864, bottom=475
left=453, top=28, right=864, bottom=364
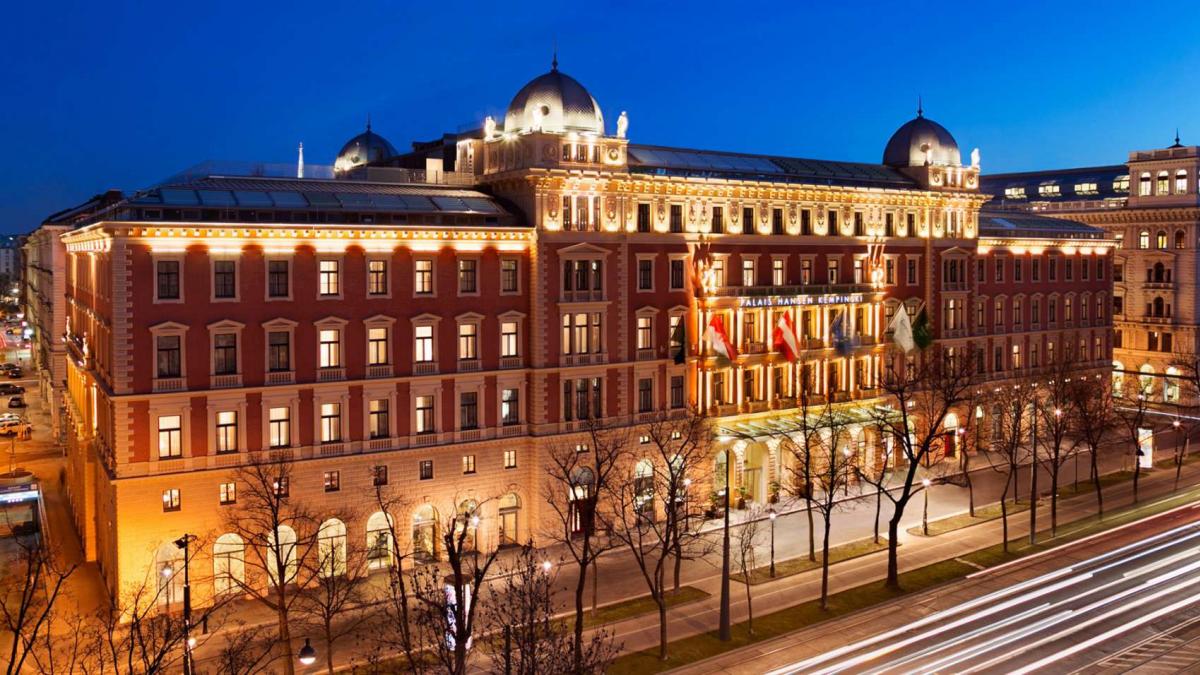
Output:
left=410, top=432, right=440, bottom=447
left=499, top=423, right=527, bottom=438
left=942, top=281, right=970, bottom=292
left=317, top=367, right=346, bottom=382
left=266, top=370, right=294, bottom=385
left=744, top=342, right=767, bottom=355
left=500, top=356, right=523, bottom=369
left=414, top=362, right=439, bottom=376
left=1145, top=280, right=1174, bottom=290
left=367, top=364, right=392, bottom=379
left=211, top=373, right=242, bottom=389
left=561, top=289, right=606, bottom=303
left=458, top=359, right=481, bottom=373
left=318, top=442, right=346, bottom=457
left=563, top=353, right=607, bottom=367
left=709, top=282, right=875, bottom=300
left=636, top=348, right=657, bottom=361
left=153, top=377, right=186, bottom=393
left=456, top=428, right=486, bottom=443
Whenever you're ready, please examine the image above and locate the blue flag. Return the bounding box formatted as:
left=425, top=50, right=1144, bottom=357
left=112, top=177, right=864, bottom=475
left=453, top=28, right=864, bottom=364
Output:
left=831, top=311, right=852, bottom=356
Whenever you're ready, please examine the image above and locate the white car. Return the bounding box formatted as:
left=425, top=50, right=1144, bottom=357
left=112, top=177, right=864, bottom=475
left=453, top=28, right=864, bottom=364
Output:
left=0, top=419, right=30, bottom=436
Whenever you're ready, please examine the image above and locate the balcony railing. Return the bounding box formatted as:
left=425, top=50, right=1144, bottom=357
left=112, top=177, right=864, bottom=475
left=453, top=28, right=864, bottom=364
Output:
left=410, top=433, right=440, bottom=447
left=266, top=370, right=294, bottom=385
left=458, top=359, right=481, bottom=372
left=414, top=362, right=439, bottom=375
left=367, top=364, right=392, bottom=379
left=562, top=353, right=606, bottom=367
left=211, top=373, right=242, bottom=389
left=709, top=282, right=874, bottom=299
left=561, top=289, right=605, bottom=303
left=499, top=356, right=523, bottom=369
left=636, top=348, right=657, bottom=361
left=499, top=423, right=527, bottom=438
left=317, top=367, right=346, bottom=382
left=153, top=377, right=185, bottom=393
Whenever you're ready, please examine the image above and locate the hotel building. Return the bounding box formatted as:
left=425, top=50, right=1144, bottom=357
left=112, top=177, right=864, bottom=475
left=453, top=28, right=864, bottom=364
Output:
left=51, top=63, right=1115, bottom=602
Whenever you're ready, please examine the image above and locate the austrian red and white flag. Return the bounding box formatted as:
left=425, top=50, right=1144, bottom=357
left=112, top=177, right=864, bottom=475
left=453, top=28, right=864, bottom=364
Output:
left=772, top=312, right=800, bottom=363
left=705, top=315, right=738, bottom=365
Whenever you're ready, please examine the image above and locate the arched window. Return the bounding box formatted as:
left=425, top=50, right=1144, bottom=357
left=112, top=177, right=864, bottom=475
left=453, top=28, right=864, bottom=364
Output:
left=498, top=493, right=521, bottom=547
left=634, top=459, right=655, bottom=521
left=268, top=525, right=298, bottom=586
left=1158, top=171, right=1170, bottom=195
left=213, top=533, right=245, bottom=595
left=155, top=542, right=184, bottom=606
left=1140, top=172, right=1152, bottom=196
left=1154, top=262, right=1165, bottom=282
left=1153, top=297, right=1165, bottom=317
left=1113, top=361, right=1125, bottom=392
left=569, top=467, right=595, bottom=535
left=317, top=518, right=347, bottom=577
left=1177, top=170, right=1189, bottom=194
left=412, top=505, right=439, bottom=563
left=1157, top=230, right=1168, bottom=250
left=457, top=499, right=480, bottom=551
left=1166, top=366, right=1181, bottom=402
left=366, top=511, right=395, bottom=570
left=1139, top=230, right=1150, bottom=249
left=714, top=450, right=729, bottom=494
left=1139, top=364, right=1156, bottom=397
left=1176, top=230, right=1186, bottom=249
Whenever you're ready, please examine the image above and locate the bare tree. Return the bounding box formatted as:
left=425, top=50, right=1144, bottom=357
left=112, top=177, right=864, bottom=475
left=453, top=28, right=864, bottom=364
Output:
left=1070, top=375, right=1116, bottom=517
left=296, top=515, right=372, bottom=674
left=1036, top=355, right=1083, bottom=536
left=203, top=620, right=277, bottom=675
left=364, top=484, right=422, bottom=672
left=984, top=380, right=1033, bottom=552
left=733, top=507, right=762, bottom=635
left=0, top=532, right=76, bottom=675
left=541, top=417, right=624, bottom=673
left=807, top=404, right=856, bottom=609
left=483, top=544, right=616, bottom=675
left=1116, top=375, right=1153, bottom=503
left=606, top=408, right=712, bottom=661
left=861, top=417, right=895, bottom=544
left=863, top=346, right=976, bottom=589
left=222, top=452, right=319, bottom=675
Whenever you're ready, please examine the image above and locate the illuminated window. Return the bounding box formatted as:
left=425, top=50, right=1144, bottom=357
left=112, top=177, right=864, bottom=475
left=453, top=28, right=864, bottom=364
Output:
left=369, top=399, right=389, bottom=438
left=459, top=392, right=478, bottom=430
left=268, top=407, right=291, bottom=448
left=500, top=259, right=519, bottom=293
left=367, top=327, right=389, bottom=366
left=458, top=323, right=478, bottom=361
left=268, top=331, right=290, bottom=372
left=162, top=489, right=181, bottom=512
left=414, top=259, right=434, bottom=295
left=219, top=482, right=236, bottom=505
left=1073, top=182, right=1098, bottom=195
left=772, top=259, right=785, bottom=285
left=500, top=321, right=519, bottom=358
left=829, top=259, right=840, bottom=284
left=1038, top=183, right=1060, bottom=197
left=320, top=403, right=342, bottom=443
left=502, top=389, right=520, bottom=425
left=1004, top=187, right=1026, bottom=199
left=1177, top=170, right=1189, bottom=194
left=1140, top=172, right=1152, bottom=196
left=368, top=260, right=388, bottom=295
left=503, top=449, right=517, bottom=469
left=1139, top=230, right=1150, bottom=249
left=741, top=258, right=755, bottom=286
left=1158, top=171, right=1170, bottom=194
left=319, top=329, right=341, bottom=368
left=1114, top=175, right=1130, bottom=192
left=415, top=396, right=435, bottom=434
left=711, top=259, right=725, bottom=287
left=419, top=460, right=434, bottom=480
left=1157, top=230, right=1168, bottom=250
left=414, top=325, right=434, bottom=362
left=462, top=455, right=477, bottom=474
left=324, top=471, right=340, bottom=492
left=158, top=415, right=182, bottom=459
left=318, top=260, right=340, bottom=296
left=458, top=259, right=478, bottom=294
left=637, top=316, right=653, bottom=350
left=215, top=411, right=238, bottom=454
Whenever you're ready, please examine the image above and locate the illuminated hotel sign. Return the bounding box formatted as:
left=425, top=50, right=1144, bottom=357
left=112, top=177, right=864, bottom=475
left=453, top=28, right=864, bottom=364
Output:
left=738, top=293, right=866, bottom=308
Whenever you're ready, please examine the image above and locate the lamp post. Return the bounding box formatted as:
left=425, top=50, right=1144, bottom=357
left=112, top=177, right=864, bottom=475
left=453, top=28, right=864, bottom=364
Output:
left=298, top=638, right=316, bottom=667
left=174, top=534, right=196, bottom=675
left=1029, top=396, right=1040, bottom=546
left=767, top=509, right=777, bottom=578
left=921, top=477, right=932, bottom=535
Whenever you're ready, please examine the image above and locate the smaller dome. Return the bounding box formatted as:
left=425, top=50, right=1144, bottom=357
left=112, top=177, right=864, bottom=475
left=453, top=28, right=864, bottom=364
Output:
left=334, top=122, right=398, bottom=174
left=504, top=63, right=604, bottom=135
left=883, top=110, right=961, bottom=168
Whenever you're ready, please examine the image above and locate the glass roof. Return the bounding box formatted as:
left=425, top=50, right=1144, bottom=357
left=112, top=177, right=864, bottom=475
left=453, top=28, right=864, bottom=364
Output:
left=627, top=144, right=914, bottom=187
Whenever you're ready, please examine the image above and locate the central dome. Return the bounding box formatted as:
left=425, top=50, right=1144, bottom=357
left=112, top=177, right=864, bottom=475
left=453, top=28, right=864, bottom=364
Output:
left=883, top=112, right=961, bottom=168
left=504, top=64, right=604, bottom=135
left=334, top=123, right=398, bottom=174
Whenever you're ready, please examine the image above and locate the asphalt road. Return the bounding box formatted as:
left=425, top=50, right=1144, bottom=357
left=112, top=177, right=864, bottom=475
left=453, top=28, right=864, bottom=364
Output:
left=766, top=509, right=1200, bottom=674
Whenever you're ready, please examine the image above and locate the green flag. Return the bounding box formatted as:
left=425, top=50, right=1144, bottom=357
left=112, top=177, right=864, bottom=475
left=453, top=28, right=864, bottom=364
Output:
left=671, top=318, right=687, bottom=364
left=912, top=308, right=933, bottom=350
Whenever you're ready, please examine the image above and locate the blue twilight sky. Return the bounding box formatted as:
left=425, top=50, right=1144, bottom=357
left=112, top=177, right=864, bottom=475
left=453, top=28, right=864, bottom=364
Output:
left=3, top=0, right=1200, bottom=233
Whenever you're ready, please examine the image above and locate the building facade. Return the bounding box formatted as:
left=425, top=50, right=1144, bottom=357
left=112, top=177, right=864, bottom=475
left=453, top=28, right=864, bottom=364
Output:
left=23, top=224, right=69, bottom=437
left=983, top=141, right=1200, bottom=403
left=55, top=63, right=1115, bottom=603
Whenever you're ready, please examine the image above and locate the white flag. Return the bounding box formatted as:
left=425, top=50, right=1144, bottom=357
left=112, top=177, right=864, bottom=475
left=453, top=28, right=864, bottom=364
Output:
left=889, top=307, right=915, bottom=353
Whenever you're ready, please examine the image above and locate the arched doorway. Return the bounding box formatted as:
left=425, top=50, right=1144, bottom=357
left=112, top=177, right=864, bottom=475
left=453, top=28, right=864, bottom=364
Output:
left=498, top=493, right=520, bottom=547
left=457, top=499, right=480, bottom=551
left=569, top=467, right=594, bottom=535
left=634, top=459, right=655, bottom=521
left=742, top=443, right=768, bottom=504
left=317, top=518, right=347, bottom=577
left=1139, top=364, right=1156, bottom=398
left=366, top=511, right=395, bottom=570
left=268, top=525, right=297, bottom=587
left=943, top=412, right=960, bottom=457
left=213, top=533, right=245, bottom=595
left=155, top=542, right=183, bottom=607
left=412, top=504, right=439, bottom=563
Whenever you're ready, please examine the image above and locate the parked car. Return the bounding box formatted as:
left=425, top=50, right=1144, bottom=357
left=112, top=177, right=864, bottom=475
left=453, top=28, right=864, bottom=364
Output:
left=0, top=419, right=30, bottom=436
left=0, top=384, right=24, bottom=395
left=8, top=396, right=25, bottom=409
left=0, top=413, right=23, bottom=423
left=7, top=369, right=22, bottom=379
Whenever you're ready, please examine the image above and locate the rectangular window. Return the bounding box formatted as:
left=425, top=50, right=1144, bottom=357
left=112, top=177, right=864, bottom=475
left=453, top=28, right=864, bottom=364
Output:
left=372, top=465, right=389, bottom=487
left=670, top=375, right=684, bottom=408
left=320, top=403, right=342, bottom=443
left=772, top=259, right=785, bottom=286
left=828, top=210, right=839, bottom=235
left=669, top=204, right=683, bottom=233
left=670, top=259, right=685, bottom=290
left=1065, top=259, right=1074, bottom=281
left=158, top=415, right=182, bottom=459
left=853, top=212, right=865, bottom=236
left=801, top=209, right=812, bottom=235
left=829, top=259, right=840, bottom=284
left=215, top=411, right=238, bottom=454
left=318, top=260, right=340, bottom=296
left=324, top=471, right=340, bottom=492
left=156, top=335, right=181, bottom=378
left=458, top=323, right=478, bottom=361
left=274, top=477, right=289, bottom=497
left=415, top=395, right=435, bottom=434
left=419, top=460, right=434, bottom=481
left=414, top=259, right=433, bottom=295
left=502, top=388, right=520, bottom=425
left=711, top=206, right=724, bottom=233
left=414, top=325, right=434, bottom=362
left=906, top=259, right=917, bottom=285
left=162, top=489, right=181, bottom=512
left=742, top=258, right=755, bottom=286
left=637, top=316, right=653, bottom=350
left=460, top=392, right=478, bottom=430
left=800, top=259, right=813, bottom=285
left=638, top=377, right=653, bottom=413
left=638, top=259, right=653, bottom=290
left=773, top=208, right=785, bottom=235
left=368, top=327, right=389, bottom=365
left=636, top=203, right=651, bottom=232
left=743, top=207, right=756, bottom=234
left=500, top=259, right=519, bottom=293
left=369, top=399, right=390, bottom=439
left=1031, top=259, right=1041, bottom=282
left=503, top=449, right=517, bottom=469
left=156, top=260, right=180, bottom=300
left=268, top=407, right=291, bottom=448
left=213, top=260, right=236, bottom=298
left=458, top=259, right=478, bottom=294
left=500, top=321, right=519, bottom=358
left=462, top=455, right=476, bottom=474
left=712, top=259, right=726, bottom=287
left=213, top=333, right=237, bottom=375
left=1049, top=257, right=1058, bottom=281
left=1013, top=259, right=1023, bottom=282
left=368, top=260, right=388, bottom=295
left=267, top=260, right=289, bottom=298
left=994, top=258, right=1004, bottom=283
left=268, top=331, right=291, bottom=372
left=219, top=482, right=236, bottom=505
left=319, top=329, right=341, bottom=368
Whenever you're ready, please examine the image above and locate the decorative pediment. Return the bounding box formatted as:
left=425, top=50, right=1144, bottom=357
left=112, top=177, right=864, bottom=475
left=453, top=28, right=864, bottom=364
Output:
left=150, top=321, right=189, bottom=333
left=456, top=312, right=486, bottom=323
left=557, top=242, right=612, bottom=258
left=410, top=313, right=443, bottom=324
left=261, top=318, right=299, bottom=330
left=314, top=316, right=349, bottom=328
left=364, top=314, right=397, bottom=326
left=206, top=319, right=245, bottom=331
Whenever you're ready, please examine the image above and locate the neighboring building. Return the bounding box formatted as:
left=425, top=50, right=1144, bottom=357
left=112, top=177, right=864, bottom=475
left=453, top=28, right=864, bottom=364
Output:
left=0, top=235, right=26, bottom=285
left=983, top=140, right=1200, bottom=403
left=54, top=62, right=1115, bottom=603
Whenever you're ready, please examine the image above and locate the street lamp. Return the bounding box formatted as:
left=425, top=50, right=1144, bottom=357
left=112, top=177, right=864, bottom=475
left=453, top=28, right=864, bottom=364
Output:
left=541, top=560, right=553, bottom=573
left=767, top=509, right=777, bottom=578
left=921, top=478, right=932, bottom=536
left=174, top=534, right=196, bottom=675
left=298, top=638, right=316, bottom=666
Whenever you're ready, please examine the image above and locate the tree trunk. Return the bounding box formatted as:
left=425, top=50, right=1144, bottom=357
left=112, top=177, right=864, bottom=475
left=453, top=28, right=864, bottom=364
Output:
left=1012, top=462, right=1021, bottom=504
left=1050, top=454, right=1059, bottom=537
left=743, top=555, right=754, bottom=635
left=806, top=496, right=816, bottom=562
left=673, top=542, right=682, bottom=593
left=277, top=602, right=295, bottom=675
left=964, top=452, right=975, bottom=518
left=325, top=616, right=336, bottom=674
left=1133, top=448, right=1142, bottom=504
left=573, top=552, right=589, bottom=673
left=873, top=484, right=882, bottom=544
left=886, top=517, right=901, bottom=590
left=657, top=599, right=668, bottom=661
left=820, top=512, right=833, bottom=610
left=1000, top=470, right=1011, bottom=553
left=1092, top=448, right=1104, bottom=518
